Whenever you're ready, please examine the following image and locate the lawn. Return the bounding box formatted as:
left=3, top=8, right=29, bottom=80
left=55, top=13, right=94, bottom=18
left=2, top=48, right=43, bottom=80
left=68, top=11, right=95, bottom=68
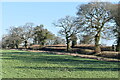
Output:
left=0, top=50, right=119, bottom=78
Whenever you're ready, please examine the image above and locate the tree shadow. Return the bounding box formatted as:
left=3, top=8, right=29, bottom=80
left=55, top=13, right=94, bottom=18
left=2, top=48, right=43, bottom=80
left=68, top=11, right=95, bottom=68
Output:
left=2, top=52, right=119, bottom=63
left=14, top=66, right=120, bottom=71
left=47, top=46, right=66, bottom=47
left=2, top=51, right=120, bottom=72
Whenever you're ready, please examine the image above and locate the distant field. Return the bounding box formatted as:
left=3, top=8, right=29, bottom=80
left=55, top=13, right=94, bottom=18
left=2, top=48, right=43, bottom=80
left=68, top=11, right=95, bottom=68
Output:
left=0, top=50, right=120, bottom=78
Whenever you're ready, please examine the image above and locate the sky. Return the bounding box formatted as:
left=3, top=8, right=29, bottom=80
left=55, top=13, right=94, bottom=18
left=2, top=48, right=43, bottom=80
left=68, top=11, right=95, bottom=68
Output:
left=2, top=2, right=82, bottom=36
left=1, top=1, right=119, bottom=46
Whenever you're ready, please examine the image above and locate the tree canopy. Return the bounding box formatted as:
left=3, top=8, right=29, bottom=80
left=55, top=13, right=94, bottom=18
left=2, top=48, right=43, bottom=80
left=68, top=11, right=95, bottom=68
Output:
left=77, top=2, right=113, bottom=53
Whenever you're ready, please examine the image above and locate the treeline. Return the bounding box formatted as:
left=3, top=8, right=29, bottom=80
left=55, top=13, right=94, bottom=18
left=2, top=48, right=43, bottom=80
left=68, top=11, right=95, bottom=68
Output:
left=1, top=23, right=65, bottom=49
left=54, top=2, right=120, bottom=53
left=1, top=2, right=120, bottom=53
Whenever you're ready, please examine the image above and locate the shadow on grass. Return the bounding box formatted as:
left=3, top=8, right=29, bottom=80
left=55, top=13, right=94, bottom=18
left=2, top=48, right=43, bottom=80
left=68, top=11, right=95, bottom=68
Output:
left=15, top=66, right=120, bottom=71
left=2, top=51, right=120, bottom=71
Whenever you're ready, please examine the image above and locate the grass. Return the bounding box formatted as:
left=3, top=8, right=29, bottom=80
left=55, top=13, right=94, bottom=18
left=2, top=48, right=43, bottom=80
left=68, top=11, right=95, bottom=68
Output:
left=0, top=50, right=120, bottom=78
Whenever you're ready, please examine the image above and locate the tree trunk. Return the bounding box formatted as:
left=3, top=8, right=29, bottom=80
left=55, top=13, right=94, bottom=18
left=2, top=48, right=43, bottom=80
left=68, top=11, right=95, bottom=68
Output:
left=24, top=40, right=27, bottom=49
left=116, top=36, right=120, bottom=52
left=95, top=34, right=101, bottom=54
left=11, top=40, right=15, bottom=49
left=15, top=44, right=18, bottom=49
left=15, top=40, right=19, bottom=49
left=66, top=38, right=71, bottom=51
left=41, top=42, right=44, bottom=46
left=71, top=41, right=77, bottom=48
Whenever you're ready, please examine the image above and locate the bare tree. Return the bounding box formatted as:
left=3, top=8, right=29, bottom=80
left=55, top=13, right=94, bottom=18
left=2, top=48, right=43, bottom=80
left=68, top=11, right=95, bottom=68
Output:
left=106, top=2, right=120, bottom=51
left=71, top=33, right=77, bottom=48
left=21, top=23, right=34, bottom=48
left=80, top=34, right=94, bottom=44
left=2, top=26, right=24, bottom=49
left=54, top=16, right=81, bottom=51
left=77, top=2, right=113, bottom=54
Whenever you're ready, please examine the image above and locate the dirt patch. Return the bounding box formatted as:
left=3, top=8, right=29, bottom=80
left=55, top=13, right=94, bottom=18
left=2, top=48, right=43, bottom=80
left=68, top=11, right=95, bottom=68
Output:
left=29, top=50, right=48, bottom=52
left=28, top=50, right=120, bottom=62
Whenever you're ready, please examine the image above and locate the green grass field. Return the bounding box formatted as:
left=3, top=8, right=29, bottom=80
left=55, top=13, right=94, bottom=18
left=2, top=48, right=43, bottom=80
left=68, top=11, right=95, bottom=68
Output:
left=0, top=50, right=119, bottom=78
